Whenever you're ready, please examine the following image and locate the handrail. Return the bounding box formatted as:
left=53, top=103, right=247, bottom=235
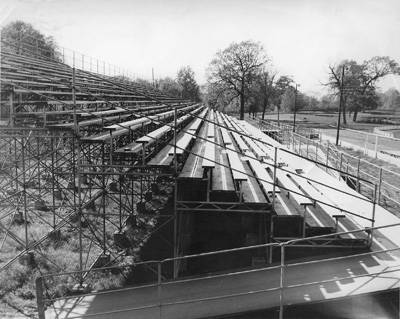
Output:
left=37, top=221, right=400, bottom=319
left=41, top=221, right=400, bottom=280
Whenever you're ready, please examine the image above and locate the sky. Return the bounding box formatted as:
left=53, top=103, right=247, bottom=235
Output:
left=1, top=0, right=400, bottom=96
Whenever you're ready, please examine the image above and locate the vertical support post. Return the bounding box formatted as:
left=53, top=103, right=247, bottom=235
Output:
left=298, top=136, right=302, bottom=156
left=51, top=137, right=56, bottom=229
left=306, top=138, right=309, bottom=158
left=173, top=106, right=178, bottom=279
left=369, top=184, right=377, bottom=247
left=279, top=244, right=285, bottom=319
left=315, top=142, right=318, bottom=161
left=272, top=147, right=278, bottom=209
left=339, top=152, right=343, bottom=180
left=268, top=220, right=274, bottom=264
left=292, top=135, right=295, bottom=152
left=158, top=261, right=162, bottom=319
left=13, top=138, right=18, bottom=195
left=35, top=277, right=45, bottom=319
left=364, top=134, right=368, bottom=155
left=374, top=135, right=379, bottom=158
left=102, top=144, right=106, bottom=254
left=37, top=137, right=41, bottom=195
left=72, top=68, right=83, bottom=281
left=356, top=157, right=361, bottom=192
left=118, top=173, right=122, bottom=231
left=173, top=107, right=178, bottom=173
left=378, top=167, right=383, bottom=205
left=325, top=143, right=330, bottom=172
left=9, top=85, right=14, bottom=127
left=21, top=136, right=28, bottom=250
left=303, top=206, right=307, bottom=237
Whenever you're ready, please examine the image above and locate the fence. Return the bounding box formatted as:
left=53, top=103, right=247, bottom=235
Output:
left=35, top=222, right=400, bottom=319
left=1, top=32, right=146, bottom=80
left=321, top=126, right=400, bottom=164
left=259, top=120, right=400, bottom=217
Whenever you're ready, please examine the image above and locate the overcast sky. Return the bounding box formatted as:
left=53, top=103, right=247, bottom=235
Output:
left=1, top=0, right=400, bottom=95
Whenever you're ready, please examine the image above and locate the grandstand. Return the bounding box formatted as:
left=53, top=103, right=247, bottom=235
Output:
left=1, top=37, right=400, bottom=319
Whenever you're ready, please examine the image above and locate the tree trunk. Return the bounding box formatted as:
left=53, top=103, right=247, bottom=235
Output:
left=240, top=92, right=245, bottom=120
left=261, top=96, right=268, bottom=120
left=353, top=109, right=359, bottom=122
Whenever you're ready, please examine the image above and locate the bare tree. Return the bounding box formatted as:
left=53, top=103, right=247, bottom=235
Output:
left=253, top=69, right=277, bottom=120
left=207, top=40, right=268, bottom=119
left=327, top=57, right=400, bottom=122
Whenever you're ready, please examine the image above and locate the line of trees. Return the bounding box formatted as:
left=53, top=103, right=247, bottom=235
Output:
left=1, top=21, right=61, bottom=60
left=205, top=40, right=313, bottom=120
left=205, top=40, right=400, bottom=121
left=326, top=57, right=400, bottom=122
left=139, top=66, right=201, bottom=101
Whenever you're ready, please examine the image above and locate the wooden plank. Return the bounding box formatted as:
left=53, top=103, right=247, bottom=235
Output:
left=212, top=125, right=235, bottom=191
left=179, top=122, right=208, bottom=179
left=231, top=132, right=249, bottom=152
left=226, top=149, right=248, bottom=181
left=168, top=133, right=193, bottom=155
left=207, top=122, right=215, bottom=138
left=241, top=170, right=268, bottom=203
left=276, top=170, right=313, bottom=206
left=202, top=137, right=215, bottom=168
left=242, top=136, right=267, bottom=159
left=136, top=125, right=172, bottom=143
left=220, top=127, right=233, bottom=145
left=247, top=157, right=280, bottom=194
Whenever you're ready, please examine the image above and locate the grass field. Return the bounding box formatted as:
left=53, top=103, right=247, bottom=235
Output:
left=261, top=111, right=400, bottom=131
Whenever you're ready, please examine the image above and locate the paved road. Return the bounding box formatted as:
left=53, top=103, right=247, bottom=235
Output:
left=46, top=251, right=400, bottom=319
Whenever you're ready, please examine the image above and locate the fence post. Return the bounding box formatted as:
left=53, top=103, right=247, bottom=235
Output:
left=279, top=244, right=285, bottom=319
left=369, top=184, right=377, bottom=247
left=325, top=143, right=330, bottom=172
left=339, top=152, right=343, bottom=180
left=158, top=262, right=162, bottom=319
left=306, top=138, right=309, bottom=158
left=36, top=276, right=46, bottom=319
left=298, top=136, right=302, bottom=155
left=378, top=168, right=383, bottom=205
left=374, top=135, right=379, bottom=158
left=272, top=147, right=278, bottom=209
left=356, top=157, right=361, bottom=192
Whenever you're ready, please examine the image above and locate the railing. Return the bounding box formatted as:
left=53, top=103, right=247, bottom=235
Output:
left=36, top=222, right=400, bottom=319
left=1, top=33, right=147, bottom=80
left=259, top=119, right=400, bottom=217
